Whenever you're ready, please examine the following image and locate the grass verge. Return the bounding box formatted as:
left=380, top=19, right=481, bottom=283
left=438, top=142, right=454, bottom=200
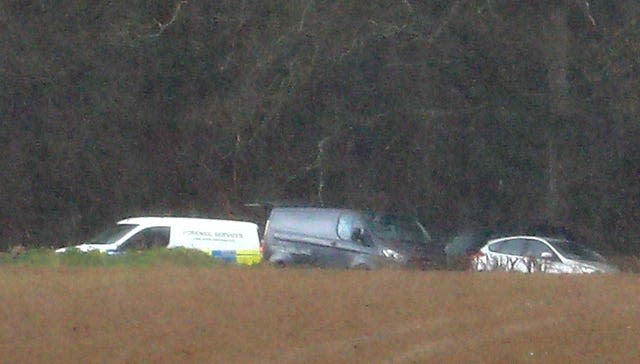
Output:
left=0, top=247, right=238, bottom=268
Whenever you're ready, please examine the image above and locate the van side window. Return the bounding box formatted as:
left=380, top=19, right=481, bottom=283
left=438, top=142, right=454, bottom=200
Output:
left=337, top=214, right=363, bottom=241
left=121, top=227, right=171, bottom=251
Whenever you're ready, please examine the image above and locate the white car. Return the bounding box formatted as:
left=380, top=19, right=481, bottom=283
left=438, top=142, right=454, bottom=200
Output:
left=55, top=217, right=262, bottom=265
left=471, top=235, right=618, bottom=274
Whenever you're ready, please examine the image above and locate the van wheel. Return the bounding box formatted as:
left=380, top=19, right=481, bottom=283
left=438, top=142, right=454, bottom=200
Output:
left=274, top=260, right=286, bottom=268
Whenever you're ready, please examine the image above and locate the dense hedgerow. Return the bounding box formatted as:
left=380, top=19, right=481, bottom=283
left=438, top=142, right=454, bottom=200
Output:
left=1, top=248, right=242, bottom=268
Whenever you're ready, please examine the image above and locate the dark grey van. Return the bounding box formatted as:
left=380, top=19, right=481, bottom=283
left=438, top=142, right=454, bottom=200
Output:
left=261, top=207, right=433, bottom=269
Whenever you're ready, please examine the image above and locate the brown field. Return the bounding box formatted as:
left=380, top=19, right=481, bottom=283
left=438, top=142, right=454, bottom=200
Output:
left=0, top=266, right=638, bottom=363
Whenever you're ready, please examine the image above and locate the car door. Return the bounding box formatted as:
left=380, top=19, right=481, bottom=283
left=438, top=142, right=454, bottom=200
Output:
left=520, top=239, right=562, bottom=273
left=486, top=238, right=529, bottom=272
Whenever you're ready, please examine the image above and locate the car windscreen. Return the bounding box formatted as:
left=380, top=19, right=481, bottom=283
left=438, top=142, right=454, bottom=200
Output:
left=549, top=239, right=604, bottom=263
left=364, top=213, right=428, bottom=246
left=86, top=224, right=138, bottom=245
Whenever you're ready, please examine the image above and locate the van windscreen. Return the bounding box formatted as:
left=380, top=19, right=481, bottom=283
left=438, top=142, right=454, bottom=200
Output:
left=87, top=224, right=138, bottom=245
left=364, top=213, right=427, bottom=246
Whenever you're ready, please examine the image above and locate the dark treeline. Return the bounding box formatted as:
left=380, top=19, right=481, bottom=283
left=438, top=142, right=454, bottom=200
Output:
left=1, top=1, right=638, bottom=253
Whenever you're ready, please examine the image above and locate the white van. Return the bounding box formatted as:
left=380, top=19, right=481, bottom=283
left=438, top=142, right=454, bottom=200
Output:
left=55, top=217, right=262, bottom=265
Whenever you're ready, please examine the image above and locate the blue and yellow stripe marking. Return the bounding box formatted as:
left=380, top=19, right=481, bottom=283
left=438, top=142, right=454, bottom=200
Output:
left=212, top=249, right=262, bottom=265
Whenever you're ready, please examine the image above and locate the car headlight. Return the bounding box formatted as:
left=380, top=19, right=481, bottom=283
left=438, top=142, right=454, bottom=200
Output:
left=382, top=248, right=404, bottom=261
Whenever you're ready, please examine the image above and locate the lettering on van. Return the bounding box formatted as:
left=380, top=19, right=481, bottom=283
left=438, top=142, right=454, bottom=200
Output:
left=184, top=230, right=244, bottom=241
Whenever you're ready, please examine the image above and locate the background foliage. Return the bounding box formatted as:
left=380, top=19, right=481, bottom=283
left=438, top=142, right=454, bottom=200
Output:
left=1, top=0, right=638, bottom=253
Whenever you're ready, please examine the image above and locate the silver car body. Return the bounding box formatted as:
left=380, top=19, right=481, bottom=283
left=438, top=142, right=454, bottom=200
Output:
left=472, top=235, right=618, bottom=274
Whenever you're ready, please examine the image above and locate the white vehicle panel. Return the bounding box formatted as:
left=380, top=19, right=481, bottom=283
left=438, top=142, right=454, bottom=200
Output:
left=56, top=217, right=262, bottom=264
left=472, top=235, right=618, bottom=274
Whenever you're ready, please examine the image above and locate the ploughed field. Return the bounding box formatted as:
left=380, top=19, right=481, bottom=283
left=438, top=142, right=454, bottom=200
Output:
left=1, top=265, right=638, bottom=363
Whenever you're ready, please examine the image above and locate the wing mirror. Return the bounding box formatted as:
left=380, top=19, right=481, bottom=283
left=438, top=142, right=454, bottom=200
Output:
left=351, top=227, right=364, bottom=241
left=351, top=227, right=372, bottom=246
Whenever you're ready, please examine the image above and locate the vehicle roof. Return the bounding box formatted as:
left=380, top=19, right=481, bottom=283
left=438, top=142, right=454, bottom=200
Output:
left=117, top=216, right=258, bottom=228
left=267, top=207, right=360, bottom=239
left=270, top=207, right=357, bottom=215
left=268, top=207, right=353, bottom=222
left=486, top=235, right=569, bottom=244
left=270, top=206, right=420, bottom=217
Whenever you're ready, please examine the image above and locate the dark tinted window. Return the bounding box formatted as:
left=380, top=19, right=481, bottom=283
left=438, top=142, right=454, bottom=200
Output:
left=489, top=239, right=527, bottom=255
left=120, top=227, right=170, bottom=251
left=87, top=224, right=137, bottom=245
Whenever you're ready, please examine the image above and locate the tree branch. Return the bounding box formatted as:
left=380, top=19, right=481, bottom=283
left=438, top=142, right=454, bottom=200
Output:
left=314, top=137, right=329, bottom=206
left=146, top=0, right=189, bottom=38
left=402, top=0, right=414, bottom=13
left=299, top=0, right=314, bottom=32
left=425, top=0, right=465, bottom=44
left=575, top=0, right=596, bottom=26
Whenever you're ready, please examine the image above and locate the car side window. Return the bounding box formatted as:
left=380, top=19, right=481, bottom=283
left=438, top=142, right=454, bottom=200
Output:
left=489, top=239, right=527, bottom=256
left=121, top=227, right=170, bottom=251
left=523, top=240, right=555, bottom=258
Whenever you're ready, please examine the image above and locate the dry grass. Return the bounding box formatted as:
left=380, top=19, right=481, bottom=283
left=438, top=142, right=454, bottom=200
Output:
left=0, top=265, right=638, bottom=363
left=608, top=255, right=640, bottom=273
